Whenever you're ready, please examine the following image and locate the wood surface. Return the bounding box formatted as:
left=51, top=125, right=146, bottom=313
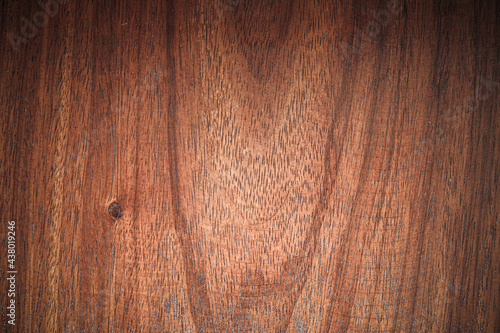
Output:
left=1, top=0, right=499, bottom=331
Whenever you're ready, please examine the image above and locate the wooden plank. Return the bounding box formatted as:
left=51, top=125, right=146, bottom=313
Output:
left=1, top=0, right=499, bottom=331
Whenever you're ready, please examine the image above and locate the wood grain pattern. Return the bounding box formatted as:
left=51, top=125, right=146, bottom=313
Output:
left=1, top=0, right=499, bottom=331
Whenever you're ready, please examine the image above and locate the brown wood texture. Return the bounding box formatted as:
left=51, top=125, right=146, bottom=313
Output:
left=1, top=0, right=499, bottom=331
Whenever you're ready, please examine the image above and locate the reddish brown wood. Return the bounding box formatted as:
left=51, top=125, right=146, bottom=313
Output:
left=1, top=0, right=499, bottom=331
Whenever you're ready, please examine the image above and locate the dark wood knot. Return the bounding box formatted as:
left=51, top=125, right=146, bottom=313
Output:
left=108, top=202, right=121, bottom=220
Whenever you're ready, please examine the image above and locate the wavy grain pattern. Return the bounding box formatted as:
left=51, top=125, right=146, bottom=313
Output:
left=1, top=0, right=499, bottom=331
